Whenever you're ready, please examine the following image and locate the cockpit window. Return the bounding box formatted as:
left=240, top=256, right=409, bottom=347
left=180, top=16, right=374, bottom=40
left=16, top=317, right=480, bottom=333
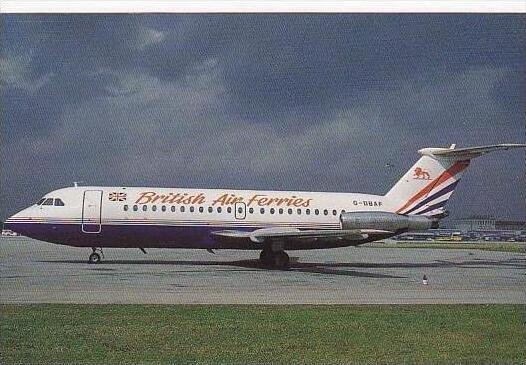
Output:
left=54, top=198, right=65, bottom=206
left=42, top=198, right=54, bottom=206
left=36, top=198, right=46, bottom=205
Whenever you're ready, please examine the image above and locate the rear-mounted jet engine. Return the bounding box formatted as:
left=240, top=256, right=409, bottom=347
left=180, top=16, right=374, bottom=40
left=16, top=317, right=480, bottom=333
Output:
left=340, top=211, right=438, bottom=233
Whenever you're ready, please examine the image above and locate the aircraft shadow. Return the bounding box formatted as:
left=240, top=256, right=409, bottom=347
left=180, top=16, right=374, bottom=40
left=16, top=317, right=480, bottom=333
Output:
left=37, top=257, right=525, bottom=278
left=39, top=258, right=405, bottom=278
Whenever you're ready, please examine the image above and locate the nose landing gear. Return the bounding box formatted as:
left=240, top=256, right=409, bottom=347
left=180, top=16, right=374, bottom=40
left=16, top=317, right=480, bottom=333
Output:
left=88, top=247, right=104, bottom=264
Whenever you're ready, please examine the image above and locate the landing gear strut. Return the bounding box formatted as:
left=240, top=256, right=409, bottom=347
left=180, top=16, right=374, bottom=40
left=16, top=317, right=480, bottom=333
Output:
left=88, top=247, right=103, bottom=264
left=259, top=250, right=290, bottom=269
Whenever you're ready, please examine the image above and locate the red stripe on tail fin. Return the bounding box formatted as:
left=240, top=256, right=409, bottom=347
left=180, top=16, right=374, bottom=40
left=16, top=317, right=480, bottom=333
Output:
left=396, top=160, right=470, bottom=213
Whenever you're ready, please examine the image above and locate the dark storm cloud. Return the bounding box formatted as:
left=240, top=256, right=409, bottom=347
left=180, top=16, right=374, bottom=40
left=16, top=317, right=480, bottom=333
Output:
left=1, top=14, right=525, bottom=221
left=1, top=16, right=150, bottom=138
left=140, top=15, right=525, bottom=119
left=6, top=16, right=152, bottom=72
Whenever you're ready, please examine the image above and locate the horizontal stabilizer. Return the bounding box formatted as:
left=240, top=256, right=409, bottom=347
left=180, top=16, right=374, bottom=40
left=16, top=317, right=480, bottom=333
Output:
left=418, top=143, right=526, bottom=160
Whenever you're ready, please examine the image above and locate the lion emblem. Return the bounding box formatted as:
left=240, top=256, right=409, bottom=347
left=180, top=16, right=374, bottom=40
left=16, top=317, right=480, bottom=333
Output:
left=413, top=167, right=431, bottom=180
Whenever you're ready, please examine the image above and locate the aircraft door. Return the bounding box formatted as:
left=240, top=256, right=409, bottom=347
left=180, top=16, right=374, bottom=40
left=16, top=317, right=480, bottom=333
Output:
left=82, top=190, right=103, bottom=233
left=234, top=202, right=246, bottom=220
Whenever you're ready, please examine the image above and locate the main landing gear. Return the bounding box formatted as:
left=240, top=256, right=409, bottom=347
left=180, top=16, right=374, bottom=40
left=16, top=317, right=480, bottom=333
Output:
left=88, top=247, right=104, bottom=264
left=259, top=249, right=290, bottom=269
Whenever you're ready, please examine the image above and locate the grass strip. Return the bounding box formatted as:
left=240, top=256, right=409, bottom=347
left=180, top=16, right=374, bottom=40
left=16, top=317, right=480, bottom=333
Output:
left=1, top=304, right=525, bottom=364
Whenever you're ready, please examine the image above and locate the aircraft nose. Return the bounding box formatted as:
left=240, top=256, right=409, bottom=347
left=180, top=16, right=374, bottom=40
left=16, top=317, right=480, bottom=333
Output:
left=4, top=210, right=26, bottom=234
left=3, top=216, right=14, bottom=232
left=4, top=206, right=44, bottom=239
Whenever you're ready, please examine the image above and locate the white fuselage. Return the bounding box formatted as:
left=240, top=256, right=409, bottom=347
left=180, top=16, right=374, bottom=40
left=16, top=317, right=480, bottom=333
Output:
left=5, top=186, right=396, bottom=249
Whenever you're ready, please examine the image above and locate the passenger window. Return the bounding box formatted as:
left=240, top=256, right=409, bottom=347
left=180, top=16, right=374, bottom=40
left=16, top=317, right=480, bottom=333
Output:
left=124, top=205, right=128, bottom=211
left=217, top=207, right=222, bottom=213
left=171, top=206, right=176, bottom=212
left=323, top=209, right=328, bottom=215
left=180, top=206, right=185, bottom=213
left=332, top=210, right=337, bottom=216
left=42, top=198, right=54, bottom=205
left=227, top=207, right=232, bottom=213
left=133, top=205, right=138, bottom=211
left=143, top=205, right=147, bottom=211
left=238, top=207, right=243, bottom=214
left=297, top=209, right=301, bottom=215
left=54, top=198, right=65, bottom=206
left=36, top=198, right=45, bottom=205
left=162, top=205, right=167, bottom=212
left=260, top=208, right=265, bottom=214
left=208, top=207, right=213, bottom=213
left=190, top=206, right=195, bottom=213
left=199, top=207, right=204, bottom=213
left=249, top=207, right=254, bottom=214
left=152, top=205, right=157, bottom=212
left=306, top=209, right=310, bottom=215
left=279, top=208, right=283, bottom=214
left=315, top=209, right=319, bottom=215
left=341, top=210, right=345, bottom=214
left=270, top=208, right=275, bottom=214
left=288, top=208, right=293, bottom=214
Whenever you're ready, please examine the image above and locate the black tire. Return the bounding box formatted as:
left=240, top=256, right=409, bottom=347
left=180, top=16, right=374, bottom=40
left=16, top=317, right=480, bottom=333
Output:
left=259, top=250, right=273, bottom=267
left=88, top=252, right=101, bottom=264
left=272, top=251, right=290, bottom=269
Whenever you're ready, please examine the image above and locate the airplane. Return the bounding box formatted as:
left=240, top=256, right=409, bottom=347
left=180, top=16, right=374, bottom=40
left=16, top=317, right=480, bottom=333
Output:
left=4, top=143, right=525, bottom=268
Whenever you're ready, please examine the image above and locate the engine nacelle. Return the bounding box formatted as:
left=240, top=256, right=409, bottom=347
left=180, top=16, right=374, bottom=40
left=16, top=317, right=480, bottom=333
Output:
left=340, top=211, right=437, bottom=232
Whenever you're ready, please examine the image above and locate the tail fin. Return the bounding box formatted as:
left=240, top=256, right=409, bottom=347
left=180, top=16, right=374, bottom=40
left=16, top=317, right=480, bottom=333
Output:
left=385, top=143, right=526, bottom=217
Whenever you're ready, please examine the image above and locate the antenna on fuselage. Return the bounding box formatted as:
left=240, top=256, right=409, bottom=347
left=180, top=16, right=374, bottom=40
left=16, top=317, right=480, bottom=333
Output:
left=73, top=181, right=83, bottom=187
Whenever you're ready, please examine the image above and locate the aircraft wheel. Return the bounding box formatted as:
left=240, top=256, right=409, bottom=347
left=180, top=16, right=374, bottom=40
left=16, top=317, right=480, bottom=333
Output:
left=272, top=251, right=290, bottom=269
left=259, top=250, right=273, bottom=267
left=88, top=252, right=101, bottom=264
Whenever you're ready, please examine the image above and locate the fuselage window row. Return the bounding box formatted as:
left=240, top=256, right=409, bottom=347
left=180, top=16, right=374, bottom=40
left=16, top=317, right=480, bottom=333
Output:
left=123, top=204, right=343, bottom=216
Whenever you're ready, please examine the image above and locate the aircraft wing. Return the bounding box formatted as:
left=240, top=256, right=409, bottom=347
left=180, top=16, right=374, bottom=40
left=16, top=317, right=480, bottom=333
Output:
left=211, top=227, right=392, bottom=244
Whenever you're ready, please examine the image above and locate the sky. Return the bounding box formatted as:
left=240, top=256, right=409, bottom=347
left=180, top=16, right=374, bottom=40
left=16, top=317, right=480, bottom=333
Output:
left=1, top=14, right=525, bottom=221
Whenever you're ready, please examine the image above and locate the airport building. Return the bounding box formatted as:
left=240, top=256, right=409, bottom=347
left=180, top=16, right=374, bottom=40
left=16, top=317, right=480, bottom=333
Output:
left=446, top=216, right=526, bottom=232
left=395, top=217, right=526, bottom=242
left=445, top=216, right=526, bottom=232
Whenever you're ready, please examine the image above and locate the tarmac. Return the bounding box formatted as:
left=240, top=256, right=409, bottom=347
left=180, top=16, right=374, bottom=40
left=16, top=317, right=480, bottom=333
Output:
left=1, top=237, right=525, bottom=304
